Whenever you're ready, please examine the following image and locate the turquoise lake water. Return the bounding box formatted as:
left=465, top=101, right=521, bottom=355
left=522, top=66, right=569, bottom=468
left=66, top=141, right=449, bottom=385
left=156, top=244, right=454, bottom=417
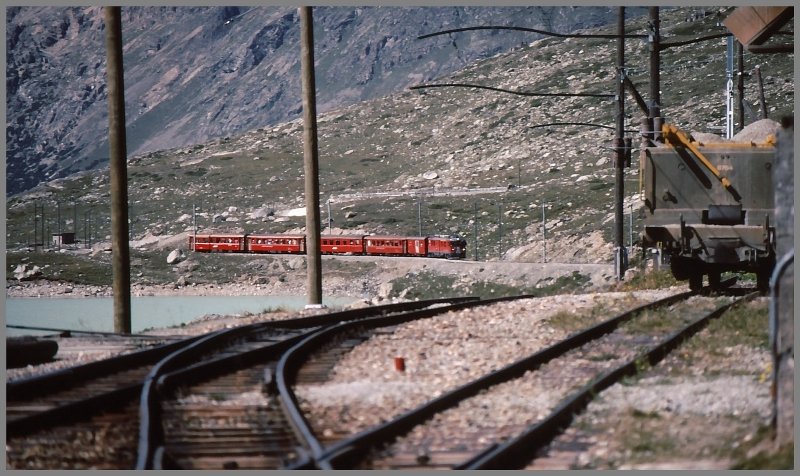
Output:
left=5, top=295, right=354, bottom=336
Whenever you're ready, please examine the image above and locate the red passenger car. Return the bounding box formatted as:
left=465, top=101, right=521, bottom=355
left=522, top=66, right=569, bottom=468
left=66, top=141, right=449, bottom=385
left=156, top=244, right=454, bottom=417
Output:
left=320, top=235, right=366, bottom=255
left=190, top=233, right=246, bottom=252
left=427, top=236, right=467, bottom=259
left=404, top=236, right=428, bottom=257
left=364, top=236, right=406, bottom=256
left=246, top=234, right=306, bottom=254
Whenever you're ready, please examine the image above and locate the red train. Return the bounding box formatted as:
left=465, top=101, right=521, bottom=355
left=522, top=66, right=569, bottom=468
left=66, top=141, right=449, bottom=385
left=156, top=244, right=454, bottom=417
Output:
left=189, top=233, right=467, bottom=259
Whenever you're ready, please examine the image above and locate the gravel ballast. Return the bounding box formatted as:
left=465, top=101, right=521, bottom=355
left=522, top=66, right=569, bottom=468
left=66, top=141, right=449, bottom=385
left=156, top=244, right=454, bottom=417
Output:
left=6, top=287, right=775, bottom=469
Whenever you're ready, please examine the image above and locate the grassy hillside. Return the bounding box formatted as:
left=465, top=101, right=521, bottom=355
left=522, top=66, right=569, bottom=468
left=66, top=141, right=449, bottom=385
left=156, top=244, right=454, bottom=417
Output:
left=6, top=7, right=793, bottom=287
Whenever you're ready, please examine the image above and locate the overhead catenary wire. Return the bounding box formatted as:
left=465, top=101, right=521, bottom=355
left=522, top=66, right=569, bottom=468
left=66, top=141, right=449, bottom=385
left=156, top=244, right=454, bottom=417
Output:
left=418, top=25, right=648, bottom=40
left=410, top=83, right=613, bottom=98
left=659, top=32, right=732, bottom=49
left=528, top=122, right=638, bottom=133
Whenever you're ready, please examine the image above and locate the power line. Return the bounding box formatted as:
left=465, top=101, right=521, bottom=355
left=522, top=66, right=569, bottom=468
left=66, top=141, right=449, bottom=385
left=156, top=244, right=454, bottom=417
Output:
left=410, top=82, right=613, bottom=98
left=418, top=25, right=647, bottom=40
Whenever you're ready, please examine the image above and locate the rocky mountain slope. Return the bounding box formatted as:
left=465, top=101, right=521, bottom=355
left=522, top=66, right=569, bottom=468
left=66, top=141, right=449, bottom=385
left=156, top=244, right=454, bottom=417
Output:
left=5, top=6, right=793, bottom=292
left=6, top=5, right=643, bottom=196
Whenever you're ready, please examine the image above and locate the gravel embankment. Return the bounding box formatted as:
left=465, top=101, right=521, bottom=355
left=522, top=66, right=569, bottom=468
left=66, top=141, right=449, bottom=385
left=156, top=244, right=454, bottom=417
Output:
left=293, top=290, right=772, bottom=469
left=297, top=290, right=671, bottom=431
left=7, top=287, right=773, bottom=469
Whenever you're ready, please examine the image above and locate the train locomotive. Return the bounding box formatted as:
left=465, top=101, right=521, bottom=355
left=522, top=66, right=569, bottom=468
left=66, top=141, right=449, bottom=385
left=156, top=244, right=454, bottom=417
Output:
left=189, top=233, right=468, bottom=259
left=641, top=123, right=777, bottom=291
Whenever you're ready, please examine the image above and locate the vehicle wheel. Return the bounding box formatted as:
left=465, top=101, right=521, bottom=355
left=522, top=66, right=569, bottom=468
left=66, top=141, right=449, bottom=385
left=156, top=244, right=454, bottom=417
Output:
left=756, top=268, right=771, bottom=293
left=670, top=257, right=690, bottom=280
left=689, top=272, right=703, bottom=292
left=708, top=270, right=722, bottom=290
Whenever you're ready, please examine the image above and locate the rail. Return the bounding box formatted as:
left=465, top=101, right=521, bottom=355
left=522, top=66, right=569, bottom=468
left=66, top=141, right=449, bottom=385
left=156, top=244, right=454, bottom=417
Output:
left=312, top=290, right=692, bottom=469
left=460, top=292, right=759, bottom=469
left=276, top=294, right=536, bottom=468
left=135, top=297, right=478, bottom=469
left=7, top=334, right=208, bottom=437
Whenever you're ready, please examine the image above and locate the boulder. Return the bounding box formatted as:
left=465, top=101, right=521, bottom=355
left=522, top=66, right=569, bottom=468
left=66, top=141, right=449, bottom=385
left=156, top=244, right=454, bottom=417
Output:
left=14, top=263, right=42, bottom=281
left=166, top=249, right=185, bottom=264
left=175, top=259, right=198, bottom=273
left=250, top=207, right=271, bottom=219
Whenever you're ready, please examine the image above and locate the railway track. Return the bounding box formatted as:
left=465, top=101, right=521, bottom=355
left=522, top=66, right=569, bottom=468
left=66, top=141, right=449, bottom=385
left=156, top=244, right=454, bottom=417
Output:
left=138, top=296, right=499, bottom=470
left=6, top=297, right=473, bottom=469
left=6, top=334, right=207, bottom=437
left=6, top=334, right=206, bottom=469
left=294, top=288, right=758, bottom=469
left=141, top=325, right=315, bottom=469
left=7, top=287, right=759, bottom=470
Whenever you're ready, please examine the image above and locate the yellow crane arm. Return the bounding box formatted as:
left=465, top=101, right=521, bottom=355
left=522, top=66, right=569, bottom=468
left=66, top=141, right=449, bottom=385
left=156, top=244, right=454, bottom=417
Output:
left=661, top=123, right=740, bottom=200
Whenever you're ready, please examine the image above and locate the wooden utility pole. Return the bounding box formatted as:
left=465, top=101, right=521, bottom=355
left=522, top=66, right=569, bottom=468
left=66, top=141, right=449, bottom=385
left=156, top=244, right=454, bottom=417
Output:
left=33, top=203, right=38, bottom=249
left=299, top=6, right=323, bottom=306
left=648, top=6, right=661, bottom=139
left=755, top=65, right=768, bottom=119
left=614, top=7, right=627, bottom=280
left=772, top=119, right=794, bottom=446
left=41, top=205, right=45, bottom=249
left=104, top=6, right=132, bottom=333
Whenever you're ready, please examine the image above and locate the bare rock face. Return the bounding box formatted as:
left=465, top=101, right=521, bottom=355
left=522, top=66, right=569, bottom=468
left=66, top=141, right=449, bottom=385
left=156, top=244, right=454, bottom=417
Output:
left=6, top=5, right=639, bottom=196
